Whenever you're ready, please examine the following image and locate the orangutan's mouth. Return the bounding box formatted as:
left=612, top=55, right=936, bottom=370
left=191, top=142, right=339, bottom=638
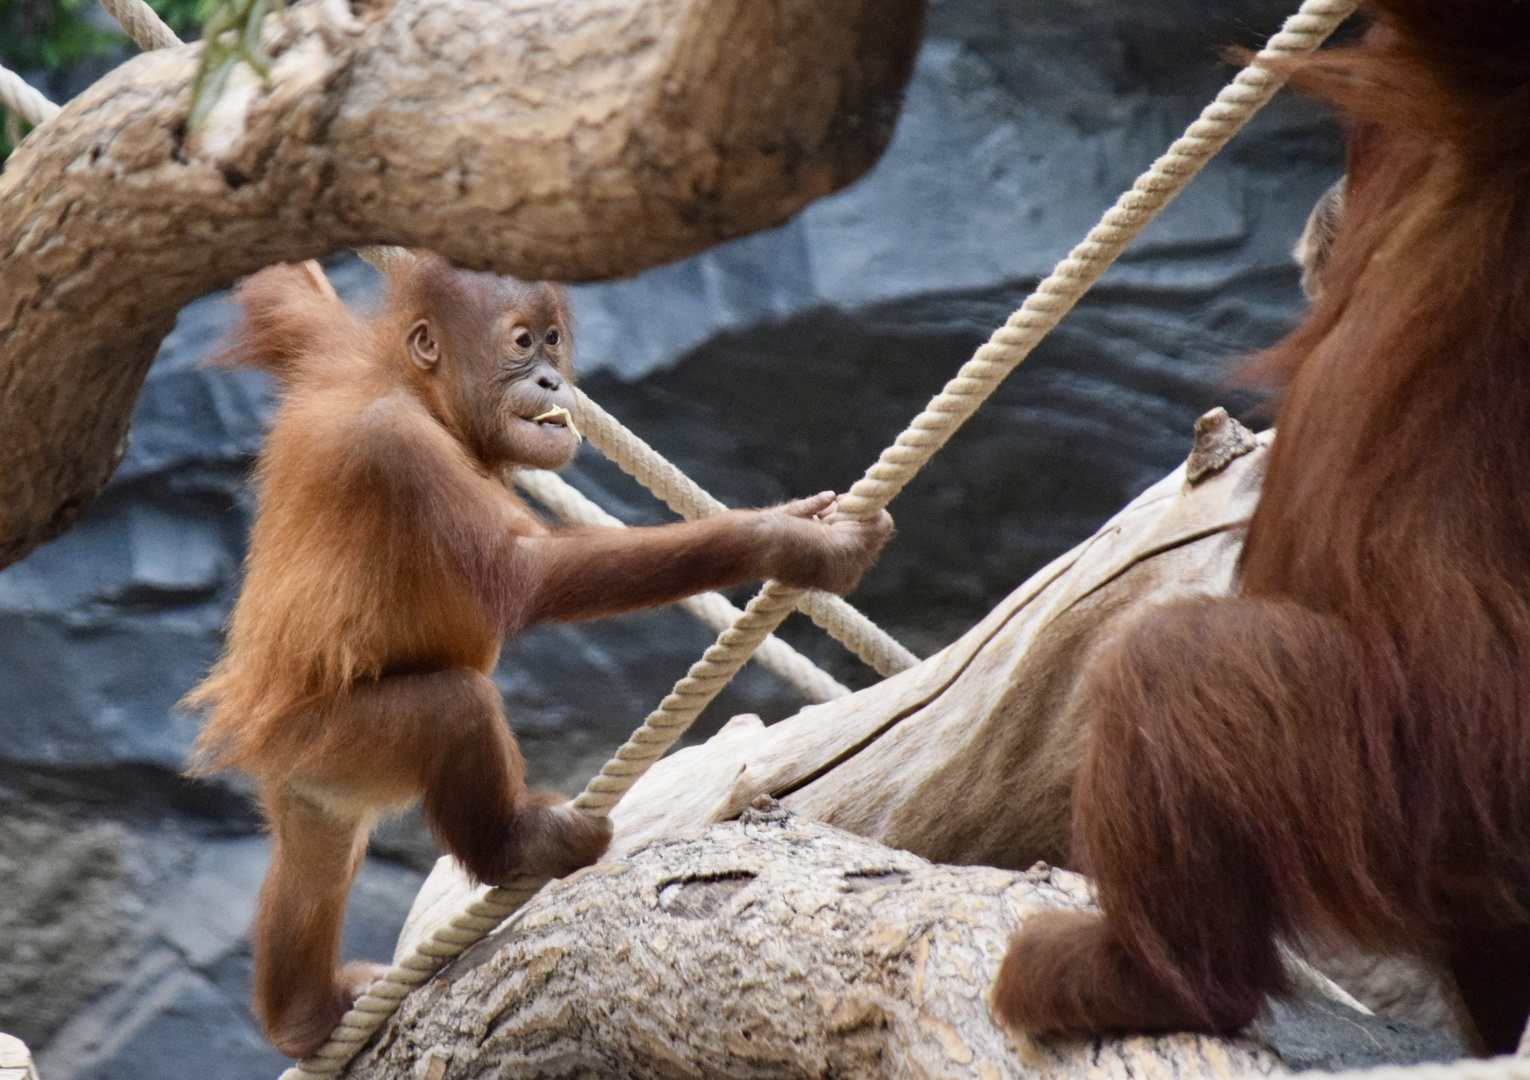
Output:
left=530, top=407, right=581, bottom=440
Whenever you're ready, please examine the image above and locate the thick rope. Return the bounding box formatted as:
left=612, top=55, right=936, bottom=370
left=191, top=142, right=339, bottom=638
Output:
left=572, top=388, right=920, bottom=677
left=85, top=0, right=903, bottom=736
left=276, top=612, right=810, bottom=1080
left=513, top=467, right=850, bottom=703
left=571, top=577, right=805, bottom=815
left=276, top=3, right=1360, bottom=1075
left=59, top=2, right=1530, bottom=1077
left=0, top=65, right=59, bottom=129
left=98, top=0, right=181, bottom=51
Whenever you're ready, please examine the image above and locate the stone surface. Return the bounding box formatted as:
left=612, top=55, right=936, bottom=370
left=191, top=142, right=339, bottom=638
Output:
left=23, top=824, right=423, bottom=1080
left=37, top=950, right=289, bottom=1080
left=1257, top=998, right=1470, bottom=1072
left=0, top=807, right=144, bottom=1048
left=0, top=0, right=1358, bottom=1073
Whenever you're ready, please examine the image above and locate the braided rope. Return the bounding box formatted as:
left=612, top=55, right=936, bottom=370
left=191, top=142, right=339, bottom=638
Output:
left=679, top=589, right=850, bottom=700
left=277, top=595, right=808, bottom=1080
left=0, top=65, right=59, bottom=129
left=278, top=3, right=1359, bottom=1075
left=572, top=388, right=921, bottom=677
left=53, top=2, right=1530, bottom=1077
left=98, top=0, right=181, bottom=51
left=513, top=467, right=850, bottom=703
left=571, top=578, right=806, bottom=815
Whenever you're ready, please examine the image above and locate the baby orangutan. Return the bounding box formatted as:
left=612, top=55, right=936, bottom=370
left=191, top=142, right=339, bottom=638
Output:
left=186, top=253, right=892, bottom=1058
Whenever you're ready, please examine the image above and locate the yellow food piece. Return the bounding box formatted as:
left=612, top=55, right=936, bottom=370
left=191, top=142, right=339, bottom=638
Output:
left=531, top=407, right=583, bottom=442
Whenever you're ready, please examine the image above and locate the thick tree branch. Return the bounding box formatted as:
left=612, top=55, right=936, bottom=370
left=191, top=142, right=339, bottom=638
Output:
left=0, top=0, right=925, bottom=567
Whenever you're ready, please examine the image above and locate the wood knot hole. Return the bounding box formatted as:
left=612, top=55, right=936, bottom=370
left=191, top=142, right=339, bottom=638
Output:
left=842, top=869, right=910, bottom=893
left=657, top=871, right=756, bottom=919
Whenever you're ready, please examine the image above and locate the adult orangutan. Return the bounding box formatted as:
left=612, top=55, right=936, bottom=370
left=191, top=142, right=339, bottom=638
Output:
left=996, top=0, right=1530, bottom=1053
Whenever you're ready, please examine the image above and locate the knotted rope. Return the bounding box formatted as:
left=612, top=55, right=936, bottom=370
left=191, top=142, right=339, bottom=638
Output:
left=269, top=0, right=1360, bottom=1074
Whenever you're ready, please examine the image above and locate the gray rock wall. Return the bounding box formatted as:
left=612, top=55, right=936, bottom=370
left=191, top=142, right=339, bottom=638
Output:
left=0, top=0, right=1346, bottom=1073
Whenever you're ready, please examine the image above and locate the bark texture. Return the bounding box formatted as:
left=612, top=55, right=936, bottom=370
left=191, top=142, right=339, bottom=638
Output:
left=355, top=806, right=1284, bottom=1080
left=0, top=0, right=924, bottom=568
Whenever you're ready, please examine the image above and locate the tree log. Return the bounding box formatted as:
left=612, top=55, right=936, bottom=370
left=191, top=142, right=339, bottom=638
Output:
left=353, top=805, right=1286, bottom=1080
left=0, top=0, right=924, bottom=568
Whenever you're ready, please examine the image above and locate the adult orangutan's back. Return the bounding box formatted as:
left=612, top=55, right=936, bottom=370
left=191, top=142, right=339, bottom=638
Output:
left=995, top=0, right=1530, bottom=1052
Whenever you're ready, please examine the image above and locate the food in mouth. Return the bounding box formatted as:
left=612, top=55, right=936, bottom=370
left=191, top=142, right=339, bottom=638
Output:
left=530, top=407, right=582, bottom=442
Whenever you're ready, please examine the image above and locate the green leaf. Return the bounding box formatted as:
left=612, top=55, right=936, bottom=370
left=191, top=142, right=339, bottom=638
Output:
left=187, top=43, right=239, bottom=130
left=241, top=0, right=270, bottom=76
left=184, top=0, right=287, bottom=130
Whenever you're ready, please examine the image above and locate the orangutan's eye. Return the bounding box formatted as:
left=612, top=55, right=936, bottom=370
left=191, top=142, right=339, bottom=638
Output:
left=545, top=328, right=560, bottom=346
left=513, top=329, right=534, bottom=350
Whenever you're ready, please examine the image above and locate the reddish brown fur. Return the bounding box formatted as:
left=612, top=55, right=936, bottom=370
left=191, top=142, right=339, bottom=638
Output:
left=995, top=0, right=1530, bottom=1052
left=185, top=254, right=892, bottom=1058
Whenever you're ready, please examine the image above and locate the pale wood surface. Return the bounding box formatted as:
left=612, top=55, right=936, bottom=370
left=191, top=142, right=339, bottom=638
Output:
left=0, top=0, right=924, bottom=568
left=620, top=427, right=1267, bottom=867
left=360, top=807, right=1285, bottom=1080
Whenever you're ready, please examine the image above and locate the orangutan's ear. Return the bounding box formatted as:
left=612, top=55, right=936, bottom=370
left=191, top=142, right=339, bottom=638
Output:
left=407, top=319, right=439, bottom=370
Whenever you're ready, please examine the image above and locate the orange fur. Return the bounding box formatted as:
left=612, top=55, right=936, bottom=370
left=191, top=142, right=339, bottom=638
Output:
left=185, top=254, right=893, bottom=1056
left=995, top=0, right=1530, bottom=1051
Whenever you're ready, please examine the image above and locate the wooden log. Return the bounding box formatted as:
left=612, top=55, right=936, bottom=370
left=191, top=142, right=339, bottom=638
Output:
left=353, top=804, right=1287, bottom=1080
left=0, top=0, right=925, bottom=568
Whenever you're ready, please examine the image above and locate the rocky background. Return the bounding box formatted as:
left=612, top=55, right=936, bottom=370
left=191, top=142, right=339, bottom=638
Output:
left=0, top=0, right=1348, bottom=1074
